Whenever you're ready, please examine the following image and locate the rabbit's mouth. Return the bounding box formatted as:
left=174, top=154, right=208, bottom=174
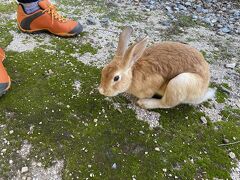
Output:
left=98, top=87, right=120, bottom=97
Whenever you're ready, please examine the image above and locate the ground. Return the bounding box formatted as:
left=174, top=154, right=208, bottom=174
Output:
left=0, top=0, right=240, bottom=179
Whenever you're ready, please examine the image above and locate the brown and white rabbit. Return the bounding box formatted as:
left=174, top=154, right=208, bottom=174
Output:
left=98, top=27, right=215, bottom=109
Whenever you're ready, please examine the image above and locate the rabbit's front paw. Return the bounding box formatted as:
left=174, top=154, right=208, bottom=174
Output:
left=137, top=99, right=153, bottom=109
left=137, top=98, right=161, bottom=109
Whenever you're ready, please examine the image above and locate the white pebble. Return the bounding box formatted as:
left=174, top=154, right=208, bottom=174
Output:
left=21, top=166, right=28, bottom=173
left=229, top=152, right=236, bottom=159
left=112, top=163, right=117, bottom=169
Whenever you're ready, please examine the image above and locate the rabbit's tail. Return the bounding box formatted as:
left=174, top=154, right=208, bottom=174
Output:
left=197, top=88, right=216, bottom=104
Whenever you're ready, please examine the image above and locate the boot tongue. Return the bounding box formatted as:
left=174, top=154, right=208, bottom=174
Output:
left=38, top=0, right=52, bottom=10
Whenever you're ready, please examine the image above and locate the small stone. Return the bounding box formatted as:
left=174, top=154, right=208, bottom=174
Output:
left=112, top=163, right=117, bottom=169
left=155, top=147, right=160, bottom=151
left=178, top=4, right=187, bottom=11
left=165, top=6, right=173, bottom=14
left=9, top=130, right=14, bottom=134
left=100, top=18, right=110, bottom=26
left=45, top=69, right=54, bottom=76
left=219, top=27, right=231, bottom=33
left=200, top=116, right=207, bottom=124
left=9, top=160, right=13, bottom=164
left=229, top=152, right=236, bottom=159
left=37, top=162, right=42, bottom=166
left=163, top=168, right=167, bottom=172
left=21, top=166, right=28, bottom=173
left=106, top=1, right=119, bottom=7
left=225, top=63, right=236, bottom=69
left=160, top=20, right=171, bottom=26
left=86, top=15, right=97, bottom=25
left=192, top=15, right=198, bottom=19
left=223, top=138, right=230, bottom=144
left=1, top=149, right=6, bottom=153
left=196, top=6, right=203, bottom=13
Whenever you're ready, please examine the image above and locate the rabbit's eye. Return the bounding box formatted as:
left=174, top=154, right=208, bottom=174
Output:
left=114, top=75, right=120, bottom=82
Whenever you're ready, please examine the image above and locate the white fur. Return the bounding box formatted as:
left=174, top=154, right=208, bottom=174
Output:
left=194, top=88, right=216, bottom=104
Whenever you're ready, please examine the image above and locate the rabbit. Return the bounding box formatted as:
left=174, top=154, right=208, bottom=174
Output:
left=98, top=27, right=215, bottom=109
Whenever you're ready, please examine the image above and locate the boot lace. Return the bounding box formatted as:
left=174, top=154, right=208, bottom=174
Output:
left=43, top=4, right=68, bottom=23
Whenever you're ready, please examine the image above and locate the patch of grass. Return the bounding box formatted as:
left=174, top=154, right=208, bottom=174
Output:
left=0, top=2, right=17, bottom=13
left=0, top=21, right=15, bottom=48
left=49, top=38, right=98, bottom=55
left=210, top=83, right=229, bottom=103
left=0, top=46, right=238, bottom=179
left=164, top=15, right=210, bottom=37
left=200, top=50, right=207, bottom=59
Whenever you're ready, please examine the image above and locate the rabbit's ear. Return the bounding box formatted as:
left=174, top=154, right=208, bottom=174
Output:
left=115, top=26, right=133, bottom=57
left=123, top=36, right=148, bottom=68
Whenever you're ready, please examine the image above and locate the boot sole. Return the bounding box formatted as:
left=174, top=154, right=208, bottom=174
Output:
left=18, top=24, right=82, bottom=37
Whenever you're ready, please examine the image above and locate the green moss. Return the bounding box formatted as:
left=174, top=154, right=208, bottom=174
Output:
left=0, top=21, right=15, bottom=48
left=0, top=47, right=238, bottom=179
left=164, top=15, right=210, bottom=37
left=210, top=83, right=229, bottom=103
left=221, top=83, right=232, bottom=90
left=200, top=50, right=207, bottom=59
left=0, top=1, right=239, bottom=179
left=49, top=38, right=98, bottom=55
left=0, top=2, right=17, bottom=13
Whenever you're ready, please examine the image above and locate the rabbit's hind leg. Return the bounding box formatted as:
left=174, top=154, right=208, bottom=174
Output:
left=137, top=73, right=206, bottom=109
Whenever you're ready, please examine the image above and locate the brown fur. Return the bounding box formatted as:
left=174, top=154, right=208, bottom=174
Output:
left=128, top=42, right=210, bottom=98
left=99, top=27, right=212, bottom=109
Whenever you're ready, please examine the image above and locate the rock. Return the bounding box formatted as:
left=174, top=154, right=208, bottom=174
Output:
left=196, top=6, right=203, bottom=13
left=112, top=163, right=117, bottom=169
left=1, top=149, right=6, bottom=153
left=160, top=20, right=171, bottom=26
left=219, top=27, right=231, bottom=33
left=192, top=15, right=198, bottom=19
left=225, top=63, right=236, bottom=69
left=165, top=6, right=173, bottom=14
left=86, top=15, right=97, bottom=25
left=45, top=69, right=54, bottom=76
left=202, top=9, right=209, bottom=14
left=100, top=18, right=110, bottom=26
left=155, top=147, right=160, bottom=151
left=223, top=138, right=230, bottom=144
left=200, top=116, right=207, bottom=124
left=229, top=152, right=236, bottom=159
left=106, top=1, right=119, bottom=7
left=185, top=2, right=191, bottom=6
left=21, top=166, right=28, bottom=173
left=203, top=17, right=212, bottom=24
left=178, top=4, right=187, bottom=11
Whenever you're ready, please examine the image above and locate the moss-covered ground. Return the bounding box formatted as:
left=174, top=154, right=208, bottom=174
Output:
left=0, top=0, right=239, bottom=179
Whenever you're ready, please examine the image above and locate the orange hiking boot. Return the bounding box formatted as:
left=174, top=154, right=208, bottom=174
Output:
left=17, top=0, right=83, bottom=37
left=0, top=48, right=11, bottom=97
left=0, top=48, right=5, bottom=62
